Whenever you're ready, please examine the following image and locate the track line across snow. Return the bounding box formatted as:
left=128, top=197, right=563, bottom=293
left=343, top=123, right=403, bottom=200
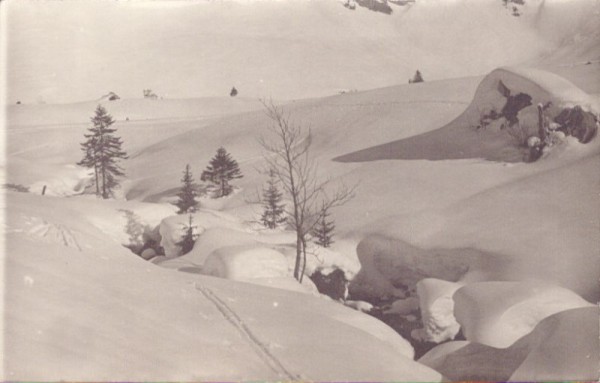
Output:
left=195, top=283, right=300, bottom=380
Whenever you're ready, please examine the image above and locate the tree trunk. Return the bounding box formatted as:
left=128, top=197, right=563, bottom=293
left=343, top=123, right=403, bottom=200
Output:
left=299, top=237, right=308, bottom=283
left=101, top=161, right=107, bottom=199
left=94, top=163, right=99, bottom=196
left=293, top=233, right=302, bottom=280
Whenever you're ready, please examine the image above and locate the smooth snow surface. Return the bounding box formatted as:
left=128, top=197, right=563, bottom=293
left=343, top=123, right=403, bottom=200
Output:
left=453, top=281, right=594, bottom=348
left=3, top=191, right=440, bottom=381
left=418, top=307, right=599, bottom=381
left=4, top=0, right=600, bottom=379
left=335, top=66, right=598, bottom=163
left=7, top=0, right=599, bottom=104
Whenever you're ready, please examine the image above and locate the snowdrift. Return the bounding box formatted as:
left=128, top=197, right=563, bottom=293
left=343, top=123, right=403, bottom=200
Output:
left=414, top=278, right=463, bottom=343
left=453, top=281, right=593, bottom=348
left=3, top=191, right=441, bottom=381
left=9, top=0, right=599, bottom=104
left=335, top=67, right=598, bottom=163
left=418, top=307, right=599, bottom=381
left=203, top=245, right=290, bottom=280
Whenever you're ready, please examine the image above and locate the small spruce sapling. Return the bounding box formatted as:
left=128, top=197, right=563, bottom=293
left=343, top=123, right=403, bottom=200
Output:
left=177, top=215, right=199, bottom=256
left=311, top=203, right=336, bottom=248
left=175, top=164, right=200, bottom=214
left=261, top=170, right=286, bottom=229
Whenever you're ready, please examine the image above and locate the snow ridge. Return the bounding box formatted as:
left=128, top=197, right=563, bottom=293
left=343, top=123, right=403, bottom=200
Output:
left=195, top=283, right=300, bottom=380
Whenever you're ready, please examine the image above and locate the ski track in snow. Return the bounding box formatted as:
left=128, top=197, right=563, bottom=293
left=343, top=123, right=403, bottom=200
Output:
left=195, top=283, right=300, bottom=380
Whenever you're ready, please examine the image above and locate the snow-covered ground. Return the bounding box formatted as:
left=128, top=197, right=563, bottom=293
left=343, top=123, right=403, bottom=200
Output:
left=3, top=0, right=599, bottom=380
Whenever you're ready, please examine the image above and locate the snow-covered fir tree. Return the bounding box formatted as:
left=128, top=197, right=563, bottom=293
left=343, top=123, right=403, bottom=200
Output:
left=200, top=147, right=243, bottom=198
left=174, top=164, right=200, bottom=214
left=311, top=204, right=335, bottom=248
left=77, top=105, right=128, bottom=199
left=176, top=215, right=198, bottom=255
left=260, top=170, right=286, bottom=229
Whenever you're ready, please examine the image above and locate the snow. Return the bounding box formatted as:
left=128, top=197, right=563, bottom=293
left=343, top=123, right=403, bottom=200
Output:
left=383, top=297, right=419, bottom=315
left=453, top=281, right=594, bottom=348
left=4, top=0, right=600, bottom=378
left=203, top=245, right=290, bottom=281
left=7, top=0, right=593, bottom=104
left=414, top=278, right=463, bottom=343
left=417, top=307, right=599, bottom=381
left=335, top=66, right=598, bottom=163
left=3, top=191, right=441, bottom=381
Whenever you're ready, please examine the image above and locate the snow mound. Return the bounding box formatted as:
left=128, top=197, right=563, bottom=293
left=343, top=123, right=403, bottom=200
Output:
left=418, top=307, right=599, bottom=381
left=335, top=67, right=598, bottom=163
left=203, top=245, right=290, bottom=281
left=453, top=281, right=593, bottom=348
left=349, top=235, right=479, bottom=299
left=157, top=210, right=250, bottom=258
left=414, top=278, right=463, bottom=343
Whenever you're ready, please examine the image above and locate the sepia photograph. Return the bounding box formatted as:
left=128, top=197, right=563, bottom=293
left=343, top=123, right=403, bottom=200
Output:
left=1, top=0, right=599, bottom=381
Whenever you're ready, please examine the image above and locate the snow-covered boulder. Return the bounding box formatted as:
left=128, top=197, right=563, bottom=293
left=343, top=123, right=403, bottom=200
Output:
left=414, top=278, right=463, bottom=343
left=383, top=297, right=419, bottom=315
left=344, top=300, right=374, bottom=313
left=418, top=307, right=599, bottom=381
left=203, top=245, right=290, bottom=281
left=350, top=235, right=475, bottom=299
left=158, top=211, right=250, bottom=258
left=453, top=281, right=593, bottom=348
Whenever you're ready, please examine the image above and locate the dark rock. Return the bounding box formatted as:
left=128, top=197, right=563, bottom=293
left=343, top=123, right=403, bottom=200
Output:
left=310, top=268, right=348, bottom=301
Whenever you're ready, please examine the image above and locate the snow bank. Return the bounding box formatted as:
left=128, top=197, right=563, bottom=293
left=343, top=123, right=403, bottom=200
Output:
left=158, top=210, right=250, bottom=258
left=414, top=278, right=463, bottom=343
left=203, top=245, right=290, bottom=281
left=509, top=306, right=599, bottom=381
left=453, top=281, right=593, bottom=348
left=4, top=192, right=442, bottom=381
left=349, top=235, right=477, bottom=299
left=336, top=66, right=598, bottom=163
left=418, top=307, right=599, bottom=381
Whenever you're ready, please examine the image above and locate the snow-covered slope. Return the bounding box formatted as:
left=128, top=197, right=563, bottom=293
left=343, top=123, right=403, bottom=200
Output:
left=418, top=307, right=599, bottom=381
left=4, top=0, right=599, bottom=104
left=335, top=66, right=598, bottom=163
left=3, top=191, right=440, bottom=381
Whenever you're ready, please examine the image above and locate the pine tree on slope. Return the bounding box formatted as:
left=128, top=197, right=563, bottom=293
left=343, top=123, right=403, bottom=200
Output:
left=175, top=164, right=199, bottom=214
left=176, top=215, right=198, bottom=255
left=311, top=204, right=336, bottom=248
left=78, top=105, right=128, bottom=199
left=200, top=147, right=243, bottom=198
left=261, top=170, right=286, bottom=229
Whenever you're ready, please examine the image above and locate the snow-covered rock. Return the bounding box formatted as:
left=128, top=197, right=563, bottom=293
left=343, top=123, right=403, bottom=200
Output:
left=350, top=235, right=475, bottom=299
left=203, top=245, right=290, bottom=281
left=418, top=307, right=599, bottom=381
left=383, top=297, right=419, bottom=315
left=344, top=300, right=374, bottom=313
left=415, top=278, right=463, bottom=343
left=453, top=281, right=594, bottom=348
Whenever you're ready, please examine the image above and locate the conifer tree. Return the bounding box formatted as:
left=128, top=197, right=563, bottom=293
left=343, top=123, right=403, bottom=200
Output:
left=175, top=164, right=199, bottom=214
left=200, top=147, right=243, bottom=198
left=261, top=170, right=286, bottom=229
left=176, top=215, right=198, bottom=255
left=77, top=105, right=128, bottom=199
left=311, top=203, right=336, bottom=248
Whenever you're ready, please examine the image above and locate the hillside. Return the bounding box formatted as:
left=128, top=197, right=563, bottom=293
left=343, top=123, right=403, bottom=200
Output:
left=3, top=0, right=599, bottom=380
left=4, top=0, right=599, bottom=104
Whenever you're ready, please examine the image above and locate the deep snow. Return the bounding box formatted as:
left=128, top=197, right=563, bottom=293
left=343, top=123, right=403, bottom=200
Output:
left=3, top=0, right=600, bottom=380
